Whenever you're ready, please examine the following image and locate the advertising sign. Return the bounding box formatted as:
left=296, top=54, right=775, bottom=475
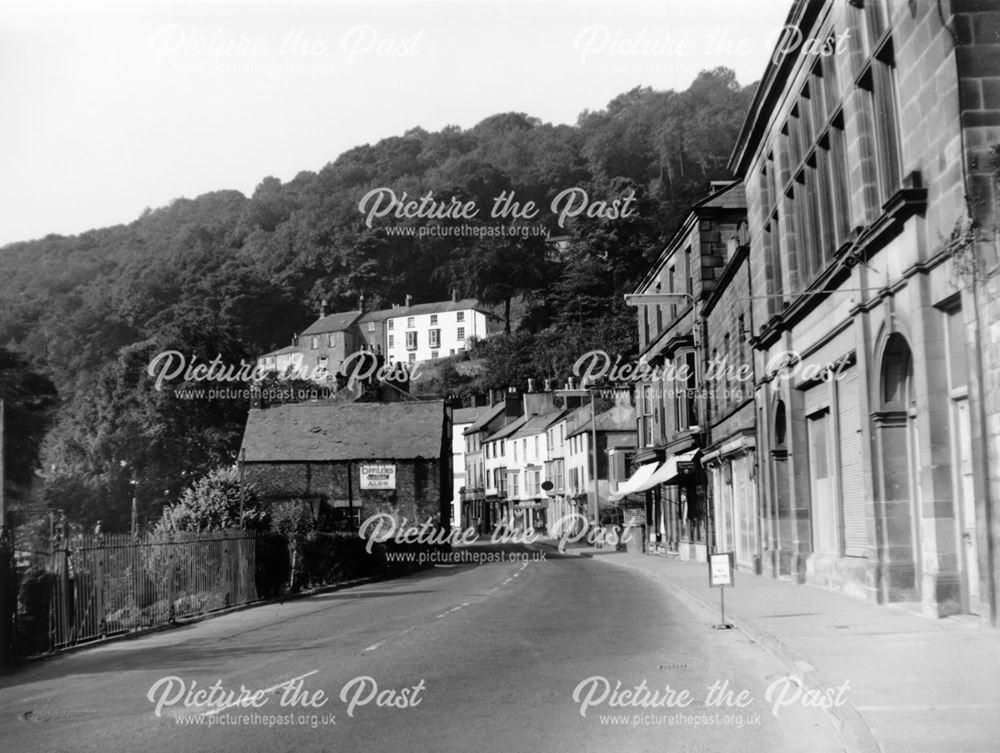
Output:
left=360, top=464, right=396, bottom=490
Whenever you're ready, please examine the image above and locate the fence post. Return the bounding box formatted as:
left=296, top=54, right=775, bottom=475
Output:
left=0, top=526, right=13, bottom=668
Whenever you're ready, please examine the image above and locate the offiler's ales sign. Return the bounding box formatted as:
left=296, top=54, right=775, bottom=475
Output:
left=360, top=464, right=396, bottom=490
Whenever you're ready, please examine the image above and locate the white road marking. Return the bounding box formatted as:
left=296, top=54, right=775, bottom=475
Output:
left=363, top=640, right=386, bottom=652
left=197, top=670, right=319, bottom=716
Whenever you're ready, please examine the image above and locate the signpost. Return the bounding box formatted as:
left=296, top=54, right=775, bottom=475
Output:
left=708, top=551, right=734, bottom=630
left=360, top=464, right=396, bottom=490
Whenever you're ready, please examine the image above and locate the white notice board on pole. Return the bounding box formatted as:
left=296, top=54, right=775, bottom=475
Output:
left=360, top=464, right=396, bottom=490
left=708, top=552, right=734, bottom=588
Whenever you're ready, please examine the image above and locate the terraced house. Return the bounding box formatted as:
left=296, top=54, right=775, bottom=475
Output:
left=731, top=0, right=1000, bottom=621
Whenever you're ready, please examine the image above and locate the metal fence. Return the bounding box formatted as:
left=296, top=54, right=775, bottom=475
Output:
left=10, top=528, right=257, bottom=657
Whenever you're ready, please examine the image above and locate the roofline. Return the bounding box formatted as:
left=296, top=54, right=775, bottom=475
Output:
left=727, top=0, right=820, bottom=176
left=631, top=180, right=745, bottom=295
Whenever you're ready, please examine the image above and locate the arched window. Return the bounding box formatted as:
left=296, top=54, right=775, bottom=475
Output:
left=775, top=400, right=787, bottom=447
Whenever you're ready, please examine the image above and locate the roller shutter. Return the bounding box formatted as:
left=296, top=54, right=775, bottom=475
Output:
left=838, top=368, right=871, bottom=555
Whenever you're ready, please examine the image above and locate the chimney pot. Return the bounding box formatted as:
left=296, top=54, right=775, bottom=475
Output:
left=527, top=378, right=536, bottom=393
left=320, top=299, right=328, bottom=319
left=405, top=294, right=413, bottom=308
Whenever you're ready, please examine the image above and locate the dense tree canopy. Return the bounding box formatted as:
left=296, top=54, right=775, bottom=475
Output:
left=0, top=69, right=755, bottom=530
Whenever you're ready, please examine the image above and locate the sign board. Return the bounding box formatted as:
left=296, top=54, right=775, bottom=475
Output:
left=360, top=464, right=396, bottom=490
left=708, top=551, right=734, bottom=588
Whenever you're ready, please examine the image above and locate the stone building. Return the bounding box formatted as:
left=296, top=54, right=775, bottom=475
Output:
left=701, top=218, right=757, bottom=572
left=730, top=0, right=1000, bottom=620
left=624, top=181, right=747, bottom=561
left=239, top=400, right=452, bottom=528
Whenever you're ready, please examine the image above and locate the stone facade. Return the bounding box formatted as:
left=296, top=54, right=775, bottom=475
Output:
left=728, top=0, right=1000, bottom=621
left=245, top=458, right=447, bottom=526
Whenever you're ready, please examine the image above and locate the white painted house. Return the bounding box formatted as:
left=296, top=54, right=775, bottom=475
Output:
left=384, top=298, right=502, bottom=364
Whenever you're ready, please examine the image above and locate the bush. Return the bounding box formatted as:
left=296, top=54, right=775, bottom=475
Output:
left=301, top=532, right=378, bottom=587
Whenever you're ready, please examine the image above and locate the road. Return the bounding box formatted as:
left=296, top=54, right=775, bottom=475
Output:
left=0, top=545, right=844, bottom=752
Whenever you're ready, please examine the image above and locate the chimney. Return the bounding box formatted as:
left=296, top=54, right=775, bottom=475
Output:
left=319, top=299, right=328, bottom=319
left=527, top=378, right=536, bottom=393
left=504, top=389, right=523, bottom=422
left=358, top=293, right=365, bottom=313
left=405, top=294, right=413, bottom=308
left=292, top=332, right=298, bottom=347
left=543, top=378, right=553, bottom=392
left=452, top=289, right=458, bottom=302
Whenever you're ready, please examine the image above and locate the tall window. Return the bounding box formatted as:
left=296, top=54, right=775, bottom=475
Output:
left=861, top=44, right=902, bottom=210
left=406, top=331, right=418, bottom=350
left=430, top=314, right=438, bottom=325
left=407, top=317, right=415, bottom=328
left=388, top=320, right=394, bottom=330
left=310, top=336, right=318, bottom=350
left=457, top=327, right=465, bottom=341
left=641, top=384, right=654, bottom=447
left=429, top=329, right=441, bottom=348
left=456, top=311, right=465, bottom=322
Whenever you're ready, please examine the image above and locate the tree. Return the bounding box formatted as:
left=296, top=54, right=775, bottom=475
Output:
left=153, top=466, right=266, bottom=534
left=0, top=347, right=58, bottom=508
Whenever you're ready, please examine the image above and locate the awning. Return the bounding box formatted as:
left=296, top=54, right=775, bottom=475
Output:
left=610, top=462, right=660, bottom=501
left=645, top=449, right=700, bottom=487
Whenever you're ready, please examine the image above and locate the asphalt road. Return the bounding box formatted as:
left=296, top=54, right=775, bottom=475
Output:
left=0, top=545, right=844, bottom=752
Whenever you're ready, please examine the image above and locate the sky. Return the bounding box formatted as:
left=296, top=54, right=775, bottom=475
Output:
left=0, top=0, right=793, bottom=246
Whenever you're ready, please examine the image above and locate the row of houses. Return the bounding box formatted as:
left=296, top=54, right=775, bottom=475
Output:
left=616, top=0, right=1000, bottom=625
left=454, top=385, right=636, bottom=537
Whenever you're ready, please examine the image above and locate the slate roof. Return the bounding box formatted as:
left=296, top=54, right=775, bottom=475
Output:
left=384, top=299, right=499, bottom=318
left=300, top=311, right=363, bottom=336
left=240, top=400, right=446, bottom=462
left=453, top=406, right=492, bottom=426
left=358, top=308, right=396, bottom=323
left=463, top=403, right=505, bottom=435
left=483, top=415, right=528, bottom=442
left=260, top=344, right=300, bottom=357
left=510, top=411, right=565, bottom=439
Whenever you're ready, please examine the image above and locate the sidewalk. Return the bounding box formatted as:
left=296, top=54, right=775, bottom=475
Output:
left=540, top=540, right=1000, bottom=753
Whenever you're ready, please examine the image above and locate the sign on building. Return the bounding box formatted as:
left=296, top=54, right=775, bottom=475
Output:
left=360, top=464, right=396, bottom=490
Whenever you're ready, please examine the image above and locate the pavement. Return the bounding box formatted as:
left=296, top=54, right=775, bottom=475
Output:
left=535, top=538, right=1000, bottom=753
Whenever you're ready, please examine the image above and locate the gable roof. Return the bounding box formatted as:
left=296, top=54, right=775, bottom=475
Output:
left=358, top=307, right=396, bottom=323
left=510, top=411, right=565, bottom=439
left=453, top=405, right=493, bottom=426
left=483, top=414, right=528, bottom=442
left=463, top=402, right=505, bottom=434
left=240, top=400, right=446, bottom=462
left=301, top=310, right=362, bottom=336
